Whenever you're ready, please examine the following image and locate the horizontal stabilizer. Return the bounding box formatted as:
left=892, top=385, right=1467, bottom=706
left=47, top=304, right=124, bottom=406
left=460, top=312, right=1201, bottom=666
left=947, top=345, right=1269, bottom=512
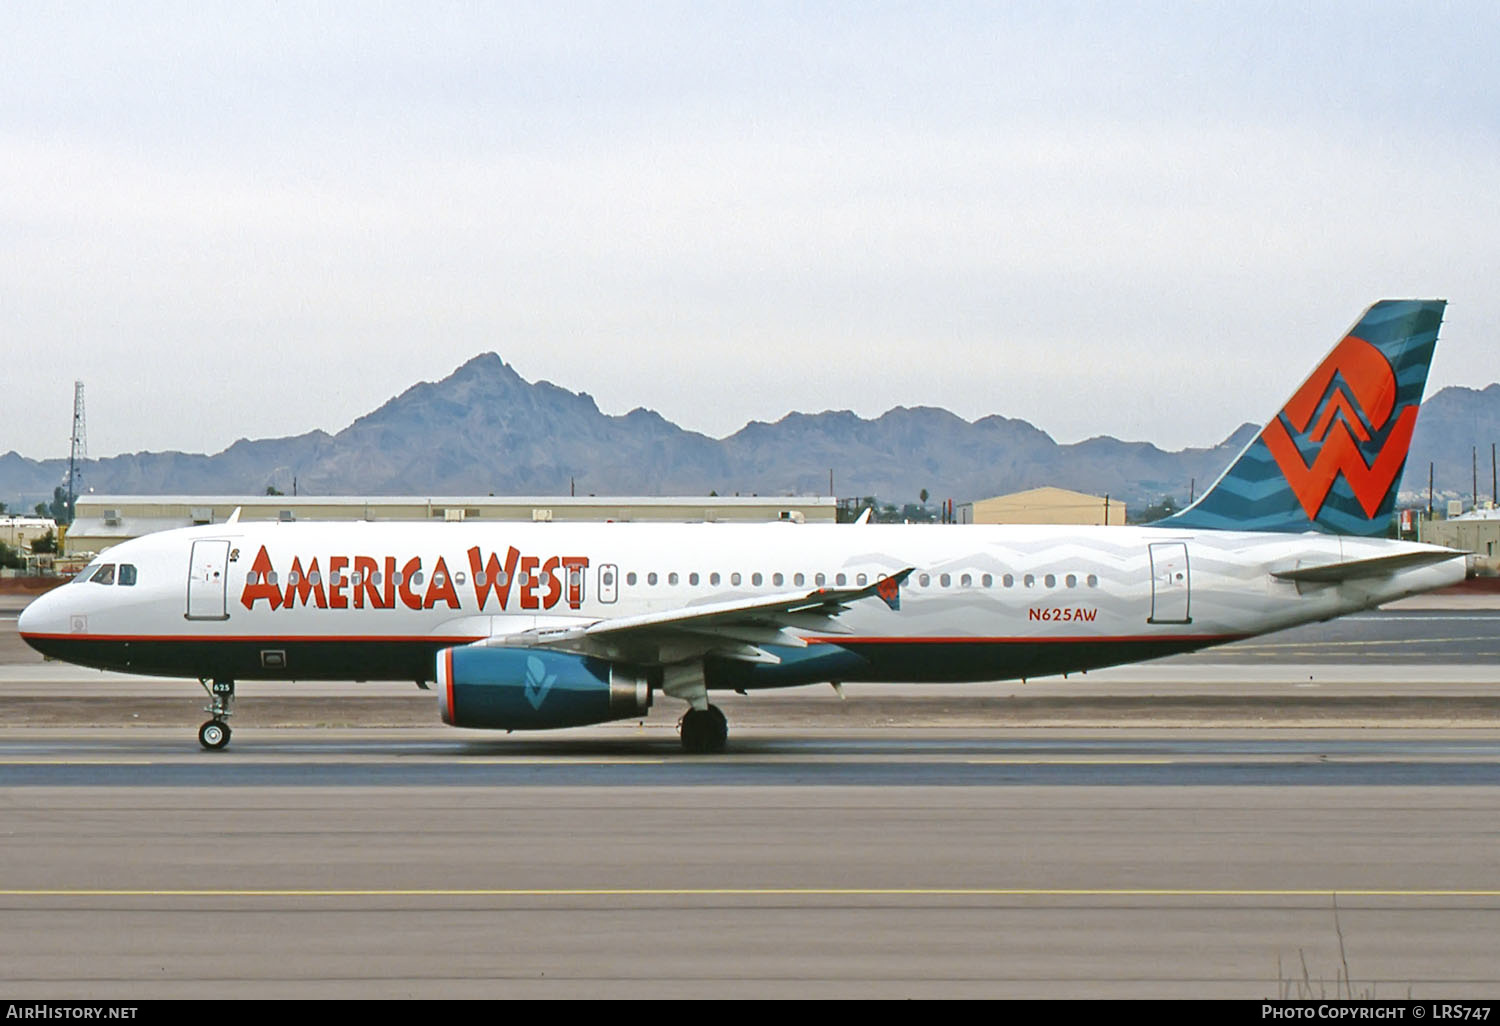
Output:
left=1271, top=549, right=1463, bottom=584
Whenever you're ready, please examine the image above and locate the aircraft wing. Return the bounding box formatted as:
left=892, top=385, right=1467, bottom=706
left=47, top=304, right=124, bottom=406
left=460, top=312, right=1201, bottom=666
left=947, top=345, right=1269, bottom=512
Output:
left=481, top=568, right=914, bottom=665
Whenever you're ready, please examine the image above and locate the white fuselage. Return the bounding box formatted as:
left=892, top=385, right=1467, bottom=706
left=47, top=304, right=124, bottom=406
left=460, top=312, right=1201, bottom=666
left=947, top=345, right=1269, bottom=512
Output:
left=18, top=520, right=1466, bottom=688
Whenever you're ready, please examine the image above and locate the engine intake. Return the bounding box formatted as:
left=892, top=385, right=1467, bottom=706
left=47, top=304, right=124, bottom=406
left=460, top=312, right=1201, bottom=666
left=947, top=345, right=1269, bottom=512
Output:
left=437, top=646, right=652, bottom=730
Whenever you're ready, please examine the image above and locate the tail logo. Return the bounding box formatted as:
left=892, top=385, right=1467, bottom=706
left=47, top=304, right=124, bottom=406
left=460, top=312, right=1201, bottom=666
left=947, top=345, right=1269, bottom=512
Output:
left=1260, top=334, right=1418, bottom=520
left=875, top=574, right=901, bottom=611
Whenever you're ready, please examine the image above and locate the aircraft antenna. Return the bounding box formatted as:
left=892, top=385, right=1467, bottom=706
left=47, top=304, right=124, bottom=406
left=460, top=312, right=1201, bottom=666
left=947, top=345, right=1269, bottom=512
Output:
left=65, top=380, right=87, bottom=526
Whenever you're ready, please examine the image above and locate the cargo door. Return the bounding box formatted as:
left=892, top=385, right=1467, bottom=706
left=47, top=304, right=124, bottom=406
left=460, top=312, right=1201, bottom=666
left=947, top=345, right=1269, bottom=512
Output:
left=1147, top=542, right=1191, bottom=624
left=187, top=540, right=232, bottom=620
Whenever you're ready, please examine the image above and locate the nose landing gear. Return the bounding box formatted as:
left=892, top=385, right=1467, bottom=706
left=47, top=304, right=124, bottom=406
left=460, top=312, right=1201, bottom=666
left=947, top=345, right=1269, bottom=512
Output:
left=197, top=678, right=235, bottom=751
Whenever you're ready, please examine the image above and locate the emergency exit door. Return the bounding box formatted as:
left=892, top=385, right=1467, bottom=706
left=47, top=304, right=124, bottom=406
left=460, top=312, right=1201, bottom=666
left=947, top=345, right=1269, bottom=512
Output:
left=186, top=540, right=231, bottom=620
left=1147, top=542, right=1191, bottom=624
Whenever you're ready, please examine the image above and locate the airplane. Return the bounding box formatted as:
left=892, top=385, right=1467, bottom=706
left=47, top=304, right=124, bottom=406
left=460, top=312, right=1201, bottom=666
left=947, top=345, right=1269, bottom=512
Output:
left=18, top=299, right=1465, bottom=753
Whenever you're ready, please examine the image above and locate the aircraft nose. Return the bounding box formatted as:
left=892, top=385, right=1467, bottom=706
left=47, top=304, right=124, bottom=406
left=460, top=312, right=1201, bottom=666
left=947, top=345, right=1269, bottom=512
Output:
left=17, top=589, right=57, bottom=640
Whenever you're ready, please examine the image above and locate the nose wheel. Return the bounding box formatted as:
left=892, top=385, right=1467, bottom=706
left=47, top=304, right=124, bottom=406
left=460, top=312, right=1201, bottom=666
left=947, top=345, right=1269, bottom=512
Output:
left=197, top=678, right=235, bottom=751
left=198, top=719, right=231, bottom=750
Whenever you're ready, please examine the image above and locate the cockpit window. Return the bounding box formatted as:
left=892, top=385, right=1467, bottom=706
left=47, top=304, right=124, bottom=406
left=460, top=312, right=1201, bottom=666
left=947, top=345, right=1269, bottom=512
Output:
left=119, top=564, right=138, bottom=587
left=92, top=564, right=117, bottom=586
left=73, top=565, right=99, bottom=584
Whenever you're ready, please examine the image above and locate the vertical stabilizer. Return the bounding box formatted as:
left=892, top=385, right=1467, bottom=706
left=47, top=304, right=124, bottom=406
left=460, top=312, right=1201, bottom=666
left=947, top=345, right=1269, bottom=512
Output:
left=1160, top=299, right=1445, bottom=536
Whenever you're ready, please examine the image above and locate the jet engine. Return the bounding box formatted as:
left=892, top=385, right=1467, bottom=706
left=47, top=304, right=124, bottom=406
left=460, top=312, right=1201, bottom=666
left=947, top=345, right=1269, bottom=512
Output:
left=436, top=646, right=652, bottom=730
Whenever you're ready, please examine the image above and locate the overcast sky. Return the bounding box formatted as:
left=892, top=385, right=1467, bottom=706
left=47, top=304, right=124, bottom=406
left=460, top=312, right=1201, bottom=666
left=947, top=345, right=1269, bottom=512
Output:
left=4, top=2, right=1497, bottom=460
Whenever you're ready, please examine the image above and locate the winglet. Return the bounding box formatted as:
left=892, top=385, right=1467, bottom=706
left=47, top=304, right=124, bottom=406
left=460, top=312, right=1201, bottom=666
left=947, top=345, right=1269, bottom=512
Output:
left=873, top=567, right=913, bottom=610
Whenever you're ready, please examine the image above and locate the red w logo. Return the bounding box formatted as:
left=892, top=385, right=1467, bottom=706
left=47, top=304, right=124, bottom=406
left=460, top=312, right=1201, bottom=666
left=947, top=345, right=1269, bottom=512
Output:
left=1261, top=334, right=1417, bottom=520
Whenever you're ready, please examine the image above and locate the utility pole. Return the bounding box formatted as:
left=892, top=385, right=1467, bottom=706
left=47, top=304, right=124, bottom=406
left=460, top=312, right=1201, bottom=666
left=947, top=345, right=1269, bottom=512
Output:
left=65, top=381, right=86, bottom=526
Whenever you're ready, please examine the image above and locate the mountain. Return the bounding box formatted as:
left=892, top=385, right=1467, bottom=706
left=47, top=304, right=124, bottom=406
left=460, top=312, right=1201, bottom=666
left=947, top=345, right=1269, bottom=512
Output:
left=2, top=353, right=1495, bottom=514
left=1404, top=383, right=1500, bottom=504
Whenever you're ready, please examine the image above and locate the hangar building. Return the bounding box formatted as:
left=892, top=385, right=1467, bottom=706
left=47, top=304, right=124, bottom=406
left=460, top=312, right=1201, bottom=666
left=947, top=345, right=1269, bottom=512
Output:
left=957, top=487, right=1125, bottom=526
left=66, top=495, right=838, bottom=556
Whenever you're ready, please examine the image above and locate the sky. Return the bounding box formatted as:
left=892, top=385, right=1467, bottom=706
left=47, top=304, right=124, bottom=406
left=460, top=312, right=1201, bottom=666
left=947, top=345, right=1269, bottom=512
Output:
left=4, top=2, right=1498, bottom=460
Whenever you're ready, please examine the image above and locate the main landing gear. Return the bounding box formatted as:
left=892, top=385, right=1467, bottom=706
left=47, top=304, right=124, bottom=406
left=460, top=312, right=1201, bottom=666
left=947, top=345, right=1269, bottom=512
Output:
left=678, top=704, right=728, bottom=754
left=197, top=678, right=235, bottom=751
left=662, top=664, right=728, bottom=754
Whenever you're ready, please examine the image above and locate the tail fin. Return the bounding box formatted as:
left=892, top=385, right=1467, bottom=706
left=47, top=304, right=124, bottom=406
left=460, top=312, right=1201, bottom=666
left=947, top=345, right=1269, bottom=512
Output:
left=1159, top=299, right=1445, bottom=536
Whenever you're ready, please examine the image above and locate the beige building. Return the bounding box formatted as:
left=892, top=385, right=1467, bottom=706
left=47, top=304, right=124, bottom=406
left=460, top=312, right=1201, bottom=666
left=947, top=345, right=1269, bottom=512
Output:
left=1419, top=507, right=1500, bottom=566
left=0, top=516, right=57, bottom=551
left=957, top=487, right=1126, bottom=527
left=66, top=495, right=838, bottom=555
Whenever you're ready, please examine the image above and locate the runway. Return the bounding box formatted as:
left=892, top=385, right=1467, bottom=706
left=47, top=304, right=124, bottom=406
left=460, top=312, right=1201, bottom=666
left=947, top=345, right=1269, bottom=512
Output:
left=3, top=602, right=1499, bottom=997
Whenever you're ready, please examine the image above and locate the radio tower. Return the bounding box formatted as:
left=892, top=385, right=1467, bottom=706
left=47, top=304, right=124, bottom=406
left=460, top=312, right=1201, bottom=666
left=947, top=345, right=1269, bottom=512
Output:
left=65, top=380, right=86, bottom=526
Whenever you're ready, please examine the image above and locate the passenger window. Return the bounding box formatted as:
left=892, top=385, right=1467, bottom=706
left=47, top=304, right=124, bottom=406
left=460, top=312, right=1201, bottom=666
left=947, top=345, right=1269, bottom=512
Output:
left=772, top=572, right=783, bottom=586
left=815, top=573, right=826, bottom=586
left=452, top=572, right=464, bottom=586
left=668, top=572, right=679, bottom=585
left=793, top=573, right=804, bottom=587
left=627, top=572, right=638, bottom=586
left=1044, top=574, right=1056, bottom=588
left=1023, top=574, right=1035, bottom=588
left=474, top=572, right=487, bottom=587
left=601, top=571, right=614, bottom=587
left=940, top=574, right=951, bottom=587
left=751, top=572, right=763, bottom=586
left=960, top=573, right=972, bottom=587
left=410, top=571, right=425, bottom=588
left=119, top=565, right=138, bottom=587
left=981, top=574, right=993, bottom=587
left=1003, top=574, right=1014, bottom=588
left=689, top=572, right=699, bottom=585
left=1066, top=574, right=1077, bottom=588
left=856, top=573, right=867, bottom=586
left=288, top=571, right=301, bottom=587
left=730, top=572, right=741, bottom=586
left=835, top=573, right=847, bottom=586
left=710, top=572, right=721, bottom=586
left=93, top=564, right=116, bottom=586
left=1087, top=574, right=1099, bottom=588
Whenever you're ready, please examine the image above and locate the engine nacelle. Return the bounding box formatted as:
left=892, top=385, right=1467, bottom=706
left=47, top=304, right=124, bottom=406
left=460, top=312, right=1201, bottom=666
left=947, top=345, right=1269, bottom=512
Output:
left=436, top=646, right=653, bottom=730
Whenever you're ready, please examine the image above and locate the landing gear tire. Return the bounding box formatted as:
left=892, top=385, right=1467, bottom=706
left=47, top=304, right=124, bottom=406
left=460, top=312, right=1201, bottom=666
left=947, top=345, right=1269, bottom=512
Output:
left=197, top=678, right=236, bottom=750
left=198, top=719, right=231, bottom=751
left=679, top=704, right=728, bottom=754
